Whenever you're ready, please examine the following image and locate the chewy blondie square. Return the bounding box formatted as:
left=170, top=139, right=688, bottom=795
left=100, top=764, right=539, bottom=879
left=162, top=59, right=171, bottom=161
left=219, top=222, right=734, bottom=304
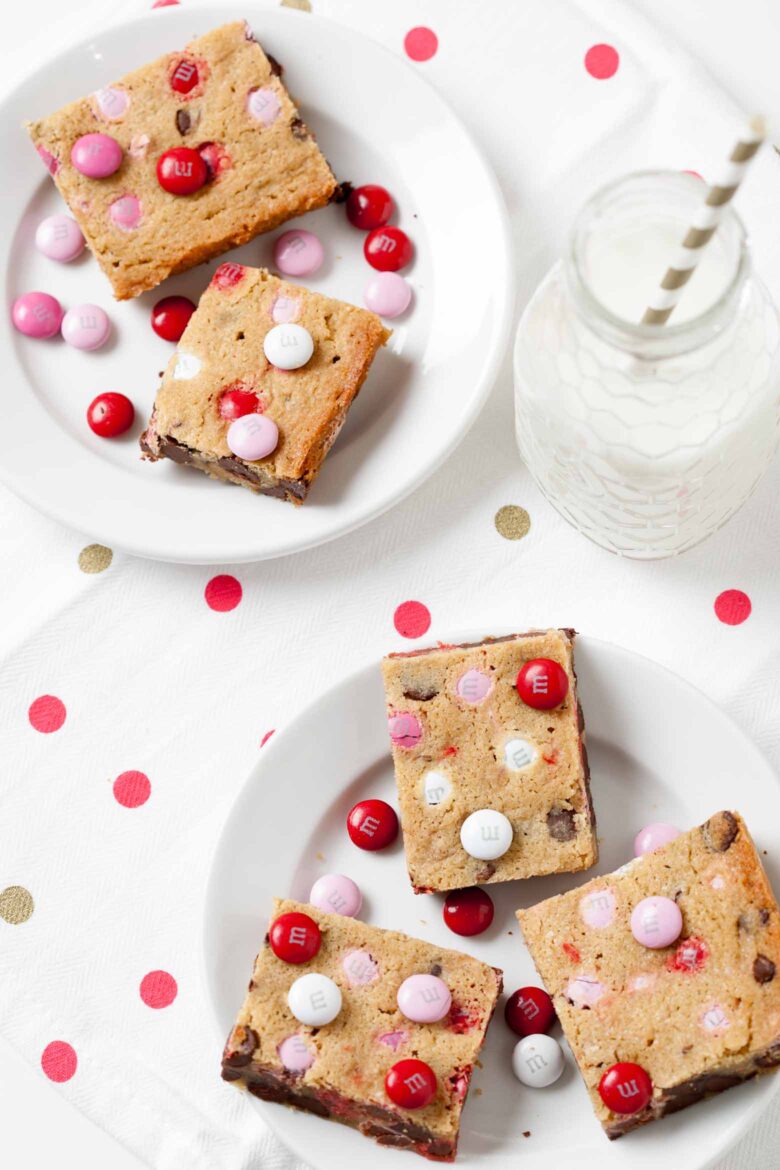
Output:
left=221, top=898, right=502, bottom=1161
left=141, top=264, right=390, bottom=504
left=381, top=630, right=597, bottom=893
left=27, top=21, right=337, bottom=298
left=518, top=811, right=780, bottom=1138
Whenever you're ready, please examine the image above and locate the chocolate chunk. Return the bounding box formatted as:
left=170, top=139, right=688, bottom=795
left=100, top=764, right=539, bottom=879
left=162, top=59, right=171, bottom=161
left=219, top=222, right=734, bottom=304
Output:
left=430, top=963, right=442, bottom=977
left=760, top=908, right=771, bottom=925
left=660, top=1072, right=747, bottom=1116
left=330, top=180, right=353, bottom=204
left=266, top=52, right=283, bottom=76
left=290, top=117, right=310, bottom=140
left=160, top=438, right=194, bottom=464
left=547, top=807, right=576, bottom=842
left=402, top=684, right=439, bottom=702
left=702, top=811, right=739, bottom=853
left=175, top=110, right=191, bottom=134
left=222, top=1025, right=258, bottom=1067
left=756, top=1042, right=780, bottom=1068
left=753, top=954, right=776, bottom=984
left=475, top=862, right=496, bottom=882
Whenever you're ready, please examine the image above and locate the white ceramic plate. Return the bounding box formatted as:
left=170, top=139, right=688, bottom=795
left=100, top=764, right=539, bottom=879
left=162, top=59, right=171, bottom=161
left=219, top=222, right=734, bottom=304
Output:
left=204, top=634, right=780, bottom=1170
left=0, top=4, right=513, bottom=563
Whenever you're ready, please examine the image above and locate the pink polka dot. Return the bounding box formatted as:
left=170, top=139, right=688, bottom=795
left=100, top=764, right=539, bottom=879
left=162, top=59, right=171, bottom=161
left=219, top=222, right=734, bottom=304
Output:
left=714, top=589, right=752, bottom=626
left=152, top=0, right=179, bottom=6
left=113, top=771, right=151, bottom=808
left=260, top=729, right=275, bottom=748
left=41, top=1041, right=77, bottom=1083
left=205, top=575, right=242, bottom=612
left=28, top=695, right=66, bottom=734
left=585, top=43, right=619, bottom=79
left=394, top=600, right=431, bottom=639
left=404, top=27, right=438, bottom=62
left=140, top=970, right=178, bottom=1008
left=683, top=170, right=705, bottom=181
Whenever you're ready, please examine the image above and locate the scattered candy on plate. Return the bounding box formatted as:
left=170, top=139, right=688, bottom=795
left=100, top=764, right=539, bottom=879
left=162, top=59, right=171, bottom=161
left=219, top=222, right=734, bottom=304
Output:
left=263, top=322, right=314, bottom=370
left=516, top=657, right=569, bottom=709
left=61, top=304, right=111, bottom=351
left=346, top=184, right=394, bottom=230
left=309, top=873, right=362, bottom=918
left=396, top=974, right=452, bottom=1023
left=12, top=291, right=63, bottom=339
left=71, top=132, right=123, bottom=178
left=385, top=1059, right=437, bottom=1109
left=288, top=972, right=342, bottom=1026
left=363, top=271, right=412, bottom=318
left=504, top=986, right=556, bottom=1037
left=227, top=414, right=278, bottom=461
left=86, top=392, right=134, bottom=438
left=364, top=225, right=413, bottom=272
left=269, top=911, right=322, bottom=963
left=346, top=798, right=399, bottom=851
left=273, top=229, right=324, bottom=278
left=156, top=147, right=208, bottom=195
left=511, top=1034, right=565, bottom=1087
left=151, top=295, right=196, bottom=342
left=35, top=214, right=85, bottom=263
left=460, top=808, right=513, bottom=860
left=634, top=822, right=681, bottom=856
left=442, top=887, right=494, bottom=936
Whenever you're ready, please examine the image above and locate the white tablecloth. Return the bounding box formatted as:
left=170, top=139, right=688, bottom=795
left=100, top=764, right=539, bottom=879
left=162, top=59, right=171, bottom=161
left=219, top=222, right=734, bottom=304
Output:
left=1, top=1, right=779, bottom=1168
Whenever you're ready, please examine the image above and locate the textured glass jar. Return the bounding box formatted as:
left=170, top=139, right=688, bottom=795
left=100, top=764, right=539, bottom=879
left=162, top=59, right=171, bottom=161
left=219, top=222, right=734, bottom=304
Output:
left=514, top=172, right=780, bottom=558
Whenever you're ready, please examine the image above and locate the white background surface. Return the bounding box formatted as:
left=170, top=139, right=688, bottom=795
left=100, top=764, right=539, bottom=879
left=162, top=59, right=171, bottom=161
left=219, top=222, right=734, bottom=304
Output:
left=1, top=1, right=779, bottom=1169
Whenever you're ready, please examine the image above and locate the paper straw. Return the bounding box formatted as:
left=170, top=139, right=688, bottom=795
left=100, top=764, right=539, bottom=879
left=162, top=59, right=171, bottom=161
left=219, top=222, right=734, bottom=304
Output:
left=642, top=116, right=766, bottom=326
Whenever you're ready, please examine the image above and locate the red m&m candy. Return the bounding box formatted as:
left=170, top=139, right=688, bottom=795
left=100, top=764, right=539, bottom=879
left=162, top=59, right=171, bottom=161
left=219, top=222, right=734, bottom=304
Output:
left=219, top=386, right=260, bottom=420
left=364, top=226, right=413, bottom=272
left=385, top=1059, right=437, bottom=1109
left=346, top=184, right=393, bottom=231
left=346, top=799, right=398, bottom=851
left=442, top=887, right=494, bottom=937
left=151, top=295, right=196, bottom=342
left=157, top=148, right=208, bottom=196
left=269, top=911, right=321, bottom=964
left=169, top=57, right=200, bottom=95
left=504, top=986, right=555, bottom=1037
left=598, top=1062, right=653, bottom=1114
left=516, top=658, right=569, bottom=710
left=87, top=392, right=135, bottom=438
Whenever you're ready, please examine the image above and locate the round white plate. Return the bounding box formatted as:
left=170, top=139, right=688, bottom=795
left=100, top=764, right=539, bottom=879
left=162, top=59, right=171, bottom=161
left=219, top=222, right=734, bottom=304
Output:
left=204, top=634, right=780, bottom=1170
left=0, top=4, right=513, bottom=563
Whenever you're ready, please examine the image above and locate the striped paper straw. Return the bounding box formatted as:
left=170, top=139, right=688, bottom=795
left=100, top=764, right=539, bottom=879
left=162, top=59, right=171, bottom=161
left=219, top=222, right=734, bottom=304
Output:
left=642, top=116, right=766, bottom=326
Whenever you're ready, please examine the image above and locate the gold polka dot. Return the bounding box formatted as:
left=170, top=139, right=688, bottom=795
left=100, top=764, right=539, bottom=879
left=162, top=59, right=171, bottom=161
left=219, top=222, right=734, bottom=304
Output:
left=78, top=544, right=113, bottom=574
left=281, top=0, right=312, bottom=9
left=495, top=505, right=531, bottom=541
left=0, top=886, right=34, bottom=925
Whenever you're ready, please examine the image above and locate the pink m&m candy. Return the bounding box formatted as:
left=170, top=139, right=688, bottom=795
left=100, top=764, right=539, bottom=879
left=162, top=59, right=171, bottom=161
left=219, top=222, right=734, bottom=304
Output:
left=61, top=304, right=111, bottom=351
left=388, top=712, right=422, bottom=749
left=634, top=822, right=681, bottom=857
left=397, top=974, right=452, bottom=1023
left=12, top=291, right=63, bottom=339
left=309, top=873, right=362, bottom=918
left=71, top=133, right=123, bottom=179
left=35, top=215, right=85, bottom=263
left=277, top=1034, right=315, bottom=1073
left=226, top=413, right=278, bottom=461
left=631, top=896, right=683, bottom=949
left=273, top=230, right=324, bottom=278
left=363, top=272, right=412, bottom=319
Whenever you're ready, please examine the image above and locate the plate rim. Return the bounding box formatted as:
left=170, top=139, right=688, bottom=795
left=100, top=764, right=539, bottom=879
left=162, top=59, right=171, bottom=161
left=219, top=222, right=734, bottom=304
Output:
left=0, top=1, right=516, bottom=564
left=202, top=630, right=780, bottom=1170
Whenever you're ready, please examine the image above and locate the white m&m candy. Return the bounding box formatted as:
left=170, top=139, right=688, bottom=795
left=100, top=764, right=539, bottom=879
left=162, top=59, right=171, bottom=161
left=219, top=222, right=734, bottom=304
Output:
left=264, top=323, right=314, bottom=370
left=288, top=973, right=342, bottom=1026
left=35, top=215, right=85, bottom=263
left=460, top=809, right=513, bottom=861
left=511, top=1034, right=565, bottom=1087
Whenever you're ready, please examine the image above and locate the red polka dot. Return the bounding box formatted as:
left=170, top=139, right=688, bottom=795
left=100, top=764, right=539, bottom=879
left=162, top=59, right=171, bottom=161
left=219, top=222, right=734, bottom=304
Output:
left=683, top=170, right=705, bottom=181
left=140, top=970, right=178, bottom=1008
left=205, top=575, right=242, bottom=612
left=585, top=43, right=619, bottom=79
left=394, top=600, right=431, bottom=639
left=260, top=729, right=275, bottom=748
left=714, top=589, right=752, bottom=626
left=41, top=1041, right=77, bottom=1083
left=404, top=27, right=438, bottom=62
left=113, top=771, right=151, bottom=808
left=28, top=695, right=66, bottom=734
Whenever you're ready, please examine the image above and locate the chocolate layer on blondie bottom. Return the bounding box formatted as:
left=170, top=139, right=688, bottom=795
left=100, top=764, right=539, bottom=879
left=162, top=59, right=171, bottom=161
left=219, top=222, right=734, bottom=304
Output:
left=141, top=265, right=390, bottom=504
left=518, top=811, right=780, bottom=1138
left=221, top=898, right=502, bottom=1160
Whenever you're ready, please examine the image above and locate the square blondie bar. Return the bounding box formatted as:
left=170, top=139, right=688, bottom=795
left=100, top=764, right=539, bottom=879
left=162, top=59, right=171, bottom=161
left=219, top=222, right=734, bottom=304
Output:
left=381, top=630, right=597, bottom=893
left=27, top=21, right=337, bottom=298
left=221, top=898, right=502, bottom=1160
left=518, top=811, right=780, bottom=1137
left=141, top=264, right=389, bottom=503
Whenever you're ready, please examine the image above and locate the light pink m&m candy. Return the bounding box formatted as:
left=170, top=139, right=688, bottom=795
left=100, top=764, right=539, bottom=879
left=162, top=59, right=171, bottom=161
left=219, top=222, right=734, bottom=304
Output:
left=363, top=271, right=412, bottom=319
left=397, top=974, right=452, bottom=1023
left=35, top=215, right=85, bottom=263
left=634, top=822, right=681, bottom=857
left=227, top=413, right=278, bottom=461
left=277, top=1034, right=315, bottom=1073
left=630, top=896, right=683, bottom=949
left=71, top=133, right=123, bottom=178
left=12, top=291, right=63, bottom=339
left=61, top=304, right=111, bottom=351
left=273, top=230, right=324, bottom=278
left=109, top=195, right=142, bottom=232
left=309, top=873, right=362, bottom=918
left=456, top=669, right=492, bottom=703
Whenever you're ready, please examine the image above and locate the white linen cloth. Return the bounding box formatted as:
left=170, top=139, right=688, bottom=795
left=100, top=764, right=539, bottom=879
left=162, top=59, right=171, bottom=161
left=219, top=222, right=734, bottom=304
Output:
left=0, top=1, right=778, bottom=1168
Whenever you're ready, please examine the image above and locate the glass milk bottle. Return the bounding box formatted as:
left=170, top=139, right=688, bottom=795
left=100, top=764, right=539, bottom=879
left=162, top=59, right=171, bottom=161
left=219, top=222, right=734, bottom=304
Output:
left=513, top=171, right=780, bottom=558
